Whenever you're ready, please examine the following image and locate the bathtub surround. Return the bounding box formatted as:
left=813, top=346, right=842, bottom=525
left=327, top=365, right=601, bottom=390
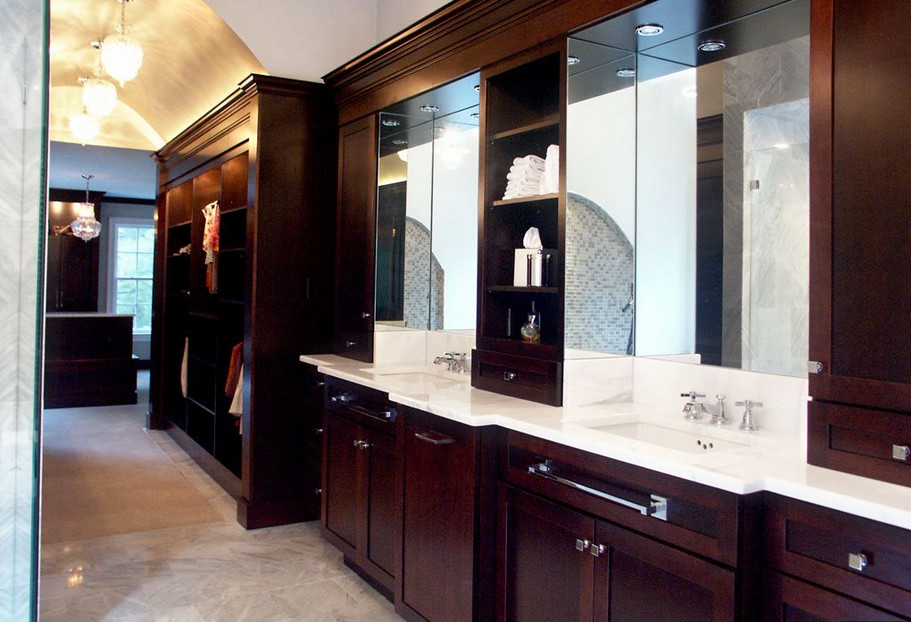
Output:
left=0, top=1, right=45, bottom=619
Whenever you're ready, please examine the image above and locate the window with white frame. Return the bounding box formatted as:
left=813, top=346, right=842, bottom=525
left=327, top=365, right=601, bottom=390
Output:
left=110, top=221, right=155, bottom=333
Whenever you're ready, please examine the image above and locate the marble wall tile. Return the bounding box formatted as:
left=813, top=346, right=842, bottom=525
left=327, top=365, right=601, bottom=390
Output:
left=0, top=0, right=44, bottom=619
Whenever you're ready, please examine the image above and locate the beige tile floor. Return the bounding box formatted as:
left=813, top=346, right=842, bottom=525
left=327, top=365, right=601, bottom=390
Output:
left=39, top=374, right=404, bottom=622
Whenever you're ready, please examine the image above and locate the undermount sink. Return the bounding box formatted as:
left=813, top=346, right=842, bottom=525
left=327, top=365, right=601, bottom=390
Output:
left=374, top=371, right=467, bottom=387
left=588, top=422, right=748, bottom=453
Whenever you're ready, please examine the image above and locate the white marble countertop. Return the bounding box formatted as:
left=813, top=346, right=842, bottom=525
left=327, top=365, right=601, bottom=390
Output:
left=301, top=354, right=911, bottom=530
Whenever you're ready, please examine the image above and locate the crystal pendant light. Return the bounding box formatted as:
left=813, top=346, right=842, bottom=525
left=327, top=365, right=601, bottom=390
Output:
left=81, top=41, right=117, bottom=118
left=71, top=174, right=102, bottom=242
left=69, top=110, right=99, bottom=145
left=101, top=0, right=143, bottom=87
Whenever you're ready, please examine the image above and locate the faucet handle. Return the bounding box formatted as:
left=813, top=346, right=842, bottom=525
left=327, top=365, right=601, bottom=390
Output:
left=681, top=390, right=706, bottom=399
left=736, top=400, right=763, bottom=431
left=735, top=400, right=763, bottom=408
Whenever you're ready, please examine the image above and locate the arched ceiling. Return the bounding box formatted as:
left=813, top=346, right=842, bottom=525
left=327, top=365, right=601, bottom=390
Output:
left=49, top=0, right=266, bottom=151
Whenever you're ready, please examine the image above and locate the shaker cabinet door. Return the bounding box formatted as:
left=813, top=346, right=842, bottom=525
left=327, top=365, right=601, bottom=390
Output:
left=498, top=485, right=595, bottom=622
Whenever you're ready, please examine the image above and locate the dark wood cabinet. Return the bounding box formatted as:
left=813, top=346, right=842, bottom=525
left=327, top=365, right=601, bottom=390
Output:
left=333, top=116, right=377, bottom=362
left=499, top=431, right=757, bottom=621
left=46, top=188, right=104, bottom=313
left=398, top=407, right=496, bottom=622
left=764, top=493, right=911, bottom=619
left=473, top=43, right=566, bottom=406
left=807, top=0, right=911, bottom=486
left=151, top=74, right=336, bottom=526
left=499, top=485, right=736, bottom=622
left=764, top=572, right=905, bottom=622
left=321, top=377, right=398, bottom=598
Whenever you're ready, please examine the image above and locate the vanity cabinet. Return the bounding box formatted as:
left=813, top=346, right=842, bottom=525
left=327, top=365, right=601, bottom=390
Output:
left=473, top=43, right=567, bottom=406
left=499, top=431, right=759, bottom=621
left=807, top=0, right=911, bottom=486
left=397, top=407, right=497, bottom=622
left=333, top=116, right=377, bottom=362
left=321, top=377, right=398, bottom=597
left=763, top=493, right=911, bottom=619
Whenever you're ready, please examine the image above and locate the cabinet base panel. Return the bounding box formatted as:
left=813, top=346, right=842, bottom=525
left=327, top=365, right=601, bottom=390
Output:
left=165, top=424, right=241, bottom=500
left=343, top=556, right=393, bottom=603
left=236, top=496, right=316, bottom=530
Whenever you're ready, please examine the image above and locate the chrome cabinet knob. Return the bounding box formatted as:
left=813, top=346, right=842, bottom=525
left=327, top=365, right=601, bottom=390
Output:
left=892, top=445, right=910, bottom=461
left=575, top=539, right=590, bottom=552
left=503, top=371, right=517, bottom=381
left=848, top=552, right=868, bottom=572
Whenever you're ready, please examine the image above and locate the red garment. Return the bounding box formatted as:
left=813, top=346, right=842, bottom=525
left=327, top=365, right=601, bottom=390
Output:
left=224, top=342, right=243, bottom=397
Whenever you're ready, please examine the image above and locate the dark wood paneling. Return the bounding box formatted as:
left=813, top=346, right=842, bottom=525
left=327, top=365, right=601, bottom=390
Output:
left=399, top=409, right=479, bottom=622
left=765, top=571, right=905, bottom=622
left=497, top=485, right=595, bottom=622
left=333, top=116, right=377, bottom=362
left=765, top=493, right=911, bottom=617
left=322, top=411, right=361, bottom=555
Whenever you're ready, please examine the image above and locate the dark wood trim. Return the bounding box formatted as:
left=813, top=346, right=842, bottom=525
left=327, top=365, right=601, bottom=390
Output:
left=323, top=0, right=647, bottom=125
left=808, top=0, right=833, bottom=391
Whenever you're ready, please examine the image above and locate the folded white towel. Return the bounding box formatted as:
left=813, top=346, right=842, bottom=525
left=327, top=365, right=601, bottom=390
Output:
left=513, top=155, right=546, bottom=170
left=539, top=144, right=559, bottom=194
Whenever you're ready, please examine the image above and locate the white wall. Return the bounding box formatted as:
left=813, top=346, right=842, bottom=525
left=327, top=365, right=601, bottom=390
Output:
left=376, top=0, right=451, bottom=41
left=635, top=69, right=697, bottom=356
left=567, top=87, right=636, bottom=244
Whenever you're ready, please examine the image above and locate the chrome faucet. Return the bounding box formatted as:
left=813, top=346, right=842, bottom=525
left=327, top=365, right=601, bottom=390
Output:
left=707, top=394, right=728, bottom=426
left=681, top=391, right=706, bottom=420
left=736, top=400, right=762, bottom=431
left=433, top=351, right=469, bottom=374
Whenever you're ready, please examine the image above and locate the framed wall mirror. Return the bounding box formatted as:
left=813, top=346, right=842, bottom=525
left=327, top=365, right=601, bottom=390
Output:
left=375, top=72, right=480, bottom=332
left=568, top=0, right=810, bottom=376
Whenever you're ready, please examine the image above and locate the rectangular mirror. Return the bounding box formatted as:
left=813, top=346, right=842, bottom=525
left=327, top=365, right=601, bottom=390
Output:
left=569, top=0, right=810, bottom=376
left=376, top=73, right=480, bottom=332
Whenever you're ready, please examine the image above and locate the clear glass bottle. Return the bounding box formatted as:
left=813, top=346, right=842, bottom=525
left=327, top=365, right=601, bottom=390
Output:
left=520, top=313, right=540, bottom=343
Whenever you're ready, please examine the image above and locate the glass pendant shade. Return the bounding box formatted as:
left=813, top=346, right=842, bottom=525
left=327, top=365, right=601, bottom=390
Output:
left=81, top=77, right=117, bottom=117
left=69, top=111, right=99, bottom=145
left=71, top=204, right=102, bottom=241
left=101, top=33, right=143, bottom=86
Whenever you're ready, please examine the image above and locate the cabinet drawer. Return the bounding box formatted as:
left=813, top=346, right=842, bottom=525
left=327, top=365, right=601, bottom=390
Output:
left=765, top=493, right=911, bottom=616
left=808, top=401, right=911, bottom=487
left=764, top=571, right=905, bottom=621
left=324, top=376, right=396, bottom=432
left=471, top=349, right=562, bottom=406
left=503, top=431, right=750, bottom=567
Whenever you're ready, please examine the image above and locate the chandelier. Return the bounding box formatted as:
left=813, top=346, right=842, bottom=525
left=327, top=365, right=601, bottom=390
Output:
left=70, top=174, right=102, bottom=242
left=101, top=0, right=143, bottom=86
left=69, top=110, right=99, bottom=145
left=80, top=41, right=117, bottom=118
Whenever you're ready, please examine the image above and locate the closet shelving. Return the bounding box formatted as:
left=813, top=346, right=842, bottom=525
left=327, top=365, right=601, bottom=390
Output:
left=152, top=74, right=336, bottom=528
left=473, top=44, right=567, bottom=406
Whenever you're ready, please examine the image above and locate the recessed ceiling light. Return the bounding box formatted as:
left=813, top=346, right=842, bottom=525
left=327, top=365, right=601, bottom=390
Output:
left=392, top=138, right=408, bottom=146
left=474, top=84, right=480, bottom=92
left=774, top=143, right=791, bottom=150
left=616, top=68, right=635, bottom=78
left=420, top=104, right=439, bottom=113
left=567, top=55, right=581, bottom=66
left=635, top=24, right=664, bottom=37
left=697, top=39, right=726, bottom=53
left=381, top=118, right=400, bottom=127
left=470, top=112, right=480, bottom=119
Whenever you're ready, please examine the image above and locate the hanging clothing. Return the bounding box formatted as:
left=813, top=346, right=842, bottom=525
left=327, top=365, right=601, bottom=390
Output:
left=224, top=342, right=243, bottom=398
left=202, top=200, right=220, bottom=294
left=228, top=364, right=243, bottom=423
left=180, top=337, right=189, bottom=398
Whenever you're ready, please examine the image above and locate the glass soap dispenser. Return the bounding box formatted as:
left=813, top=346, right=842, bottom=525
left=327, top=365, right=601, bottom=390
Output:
left=520, top=302, right=541, bottom=343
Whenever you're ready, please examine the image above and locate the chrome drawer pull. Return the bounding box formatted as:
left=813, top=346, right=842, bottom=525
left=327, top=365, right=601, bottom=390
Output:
left=353, top=439, right=371, bottom=450
left=345, top=340, right=358, bottom=347
left=575, top=538, right=590, bottom=552
left=848, top=552, right=868, bottom=572
left=414, top=431, right=455, bottom=445
left=590, top=543, right=606, bottom=558
left=504, top=371, right=518, bottom=381
left=892, top=445, right=910, bottom=461
left=528, top=462, right=668, bottom=521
